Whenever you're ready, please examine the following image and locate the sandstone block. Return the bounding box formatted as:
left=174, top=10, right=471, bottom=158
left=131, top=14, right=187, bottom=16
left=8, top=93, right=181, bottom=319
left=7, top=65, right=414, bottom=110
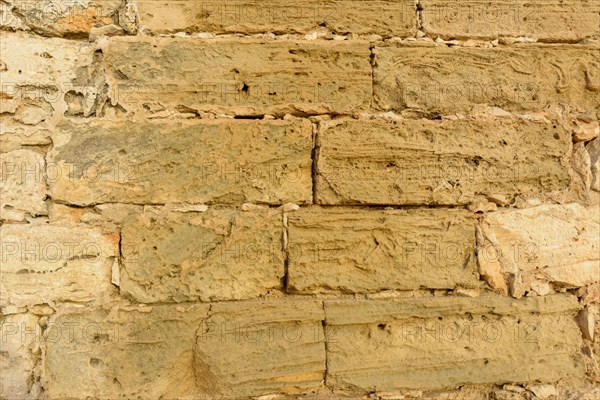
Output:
left=374, top=45, right=600, bottom=115
left=48, top=119, right=312, bottom=205
left=1, top=0, right=123, bottom=37
left=287, top=207, right=480, bottom=293
left=138, top=0, right=416, bottom=37
left=587, top=137, right=600, bottom=191
left=421, top=0, right=600, bottom=41
left=477, top=204, right=600, bottom=297
left=325, top=295, right=584, bottom=391
left=0, top=149, right=47, bottom=220
left=102, top=37, right=372, bottom=116
left=120, top=207, right=284, bottom=302
left=316, top=118, right=570, bottom=205
left=0, top=313, right=40, bottom=399
left=44, top=304, right=209, bottom=399
left=196, top=300, right=325, bottom=397
left=0, top=223, right=118, bottom=307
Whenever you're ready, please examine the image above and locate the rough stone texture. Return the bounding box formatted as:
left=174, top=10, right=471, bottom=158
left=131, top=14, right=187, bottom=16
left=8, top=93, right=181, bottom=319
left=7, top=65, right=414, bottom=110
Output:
left=0, top=32, right=96, bottom=119
left=316, top=118, right=571, bottom=205
left=101, top=37, right=372, bottom=116
left=0, top=149, right=47, bottom=220
left=0, top=223, right=119, bottom=307
left=138, top=0, right=416, bottom=37
left=477, top=204, right=600, bottom=297
left=588, top=137, right=600, bottom=191
left=44, top=304, right=209, bottom=399
left=1, top=0, right=124, bottom=37
left=374, top=45, right=600, bottom=115
left=0, top=313, right=41, bottom=399
left=48, top=119, right=312, bottom=206
left=287, top=207, right=480, bottom=293
left=197, top=300, right=325, bottom=397
left=325, top=295, right=584, bottom=391
left=120, top=207, right=284, bottom=303
left=420, top=0, right=600, bottom=41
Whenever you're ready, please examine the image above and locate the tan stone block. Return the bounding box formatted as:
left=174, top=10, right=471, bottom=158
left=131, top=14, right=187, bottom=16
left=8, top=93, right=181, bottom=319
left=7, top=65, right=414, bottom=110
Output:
left=48, top=119, right=312, bottom=205
left=102, top=37, right=372, bottom=116
left=421, top=0, right=600, bottom=41
left=374, top=45, right=600, bottom=115
left=0, top=223, right=118, bottom=307
left=316, top=118, right=570, bottom=205
left=196, top=300, right=325, bottom=397
left=2, top=0, right=122, bottom=37
left=287, top=207, right=480, bottom=293
left=325, top=295, right=584, bottom=391
left=0, top=313, right=40, bottom=399
left=138, top=0, right=416, bottom=37
left=0, top=150, right=47, bottom=220
left=477, top=204, right=600, bottom=297
left=44, top=304, right=209, bottom=399
left=121, top=207, right=284, bottom=302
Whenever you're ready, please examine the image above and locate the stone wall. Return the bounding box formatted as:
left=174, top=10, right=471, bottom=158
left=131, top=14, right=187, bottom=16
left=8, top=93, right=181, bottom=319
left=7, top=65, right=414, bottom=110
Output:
left=1, top=1, right=599, bottom=399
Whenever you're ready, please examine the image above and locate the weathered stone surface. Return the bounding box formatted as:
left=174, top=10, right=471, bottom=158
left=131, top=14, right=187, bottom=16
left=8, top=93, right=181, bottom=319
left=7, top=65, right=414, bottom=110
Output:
left=588, top=137, right=600, bottom=191
left=1, top=0, right=123, bottom=37
left=421, top=0, right=600, bottom=41
left=48, top=119, right=312, bottom=205
left=138, top=0, right=416, bottom=37
left=0, top=149, right=47, bottom=220
left=102, top=37, right=372, bottom=116
left=44, top=304, right=209, bottom=399
left=316, top=118, right=570, bottom=205
left=0, top=313, right=41, bottom=399
left=197, top=300, right=325, bottom=397
left=0, top=223, right=118, bottom=307
left=325, top=295, right=584, bottom=391
left=477, top=204, right=600, bottom=297
left=374, top=45, right=600, bottom=115
left=0, top=32, right=96, bottom=118
left=287, top=207, right=480, bottom=293
left=121, top=207, right=284, bottom=302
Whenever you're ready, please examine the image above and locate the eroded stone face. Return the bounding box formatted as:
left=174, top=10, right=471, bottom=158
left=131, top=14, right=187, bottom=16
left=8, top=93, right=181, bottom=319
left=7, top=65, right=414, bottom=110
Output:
left=0, top=223, right=119, bottom=307
left=196, top=300, right=326, bottom=397
left=325, top=295, right=585, bottom=391
left=101, top=37, right=372, bottom=116
left=316, top=118, right=571, bottom=205
left=374, top=45, right=600, bottom=115
left=287, top=207, right=480, bottom=293
left=420, top=0, right=600, bottom=41
left=138, top=0, right=416, bottom=37
left=0, top=149, right=47, bottom=220
left=48, top=119, right=313, bottom=206
left=120, top=207, right=285, bottom=303
left=477, top=203, right=600, bottom=297
left=44, top=304, right=209, bottom=399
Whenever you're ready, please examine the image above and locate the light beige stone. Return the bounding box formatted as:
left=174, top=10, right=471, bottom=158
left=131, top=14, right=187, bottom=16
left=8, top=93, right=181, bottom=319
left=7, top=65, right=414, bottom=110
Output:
left=287, top=207, right=480, bottom=293
left=120, top=207, right=284, bottom=302
left=587, top=137, right=600, bottom=191
left=316, top=118, right=570, bottom=205
left=3, top=0, right=122, bottom=37
left=0, top=223, right=118, bottom=307
left=0, top=313, right=40, bottom=400
left=44, top=304, right=209, bottom=399
left=138, top=0, right=416, bottom=37
left=48, top=119, right=312, bottom=206
left=374, top=45, right=600, bottom=115
left=0, top=150, right=47, bottom=220
left=578, top=304, right=598, bottom=341
left=477, top=204, right=600, bottom=298
left=196, top=300, right=325, bottom=397
left=421, top=0, right=600, bottom=41
left=102, top=37, right=372, bottom=116
left=325, top=295, right=584, bottom=391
